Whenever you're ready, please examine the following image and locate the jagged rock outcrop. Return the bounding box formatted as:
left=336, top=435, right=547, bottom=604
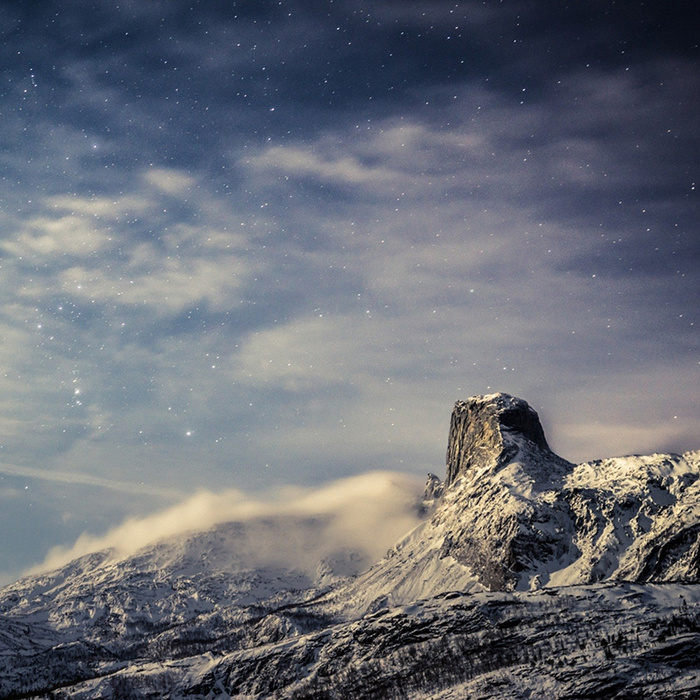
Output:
left=437, top=395, right=700, bottom=592
left=436, top=394, right=576, bottom=591
left=445, top=393, right=559, bottom=486
left=419, top=473, right=444, bottom=515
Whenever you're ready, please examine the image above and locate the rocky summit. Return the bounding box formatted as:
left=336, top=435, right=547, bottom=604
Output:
left=1, top=393, right=700, bottom=699
left=445, top=393, right=555, bottom=485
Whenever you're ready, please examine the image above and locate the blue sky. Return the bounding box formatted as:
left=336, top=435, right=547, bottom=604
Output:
left=0, top=0, right=697, bottom=581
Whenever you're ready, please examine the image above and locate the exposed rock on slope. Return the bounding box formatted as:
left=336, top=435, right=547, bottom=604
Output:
left=441, top=393, right=575, bottom=591
left=561, top=451, right=700, bottom=586
left=440, top=395, right=700, bottom=591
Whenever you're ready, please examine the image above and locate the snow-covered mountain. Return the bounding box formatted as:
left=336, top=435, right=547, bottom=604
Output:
left=2, top=392, right=700, bottom=699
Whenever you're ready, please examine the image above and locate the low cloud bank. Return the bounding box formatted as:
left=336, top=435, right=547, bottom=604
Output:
left=29, top=471, right=426, bottom=580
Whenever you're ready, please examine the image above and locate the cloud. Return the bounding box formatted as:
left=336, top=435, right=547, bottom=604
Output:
left=243, top=121, right=490, bottom=202
left=4, top=172, right=251, bottom=319
left=144, top=168, right=197, bottom=196
left=29, top=470, right=426, bottom=579
left=45, top=193, right=154, bottom=218
left=245, top=144, right=401, bottom=188
left=57, top=254, right=245, bottom=315
left=0, top=461, right=184, bottom=499
left=3, top=215, right=111, bottom=258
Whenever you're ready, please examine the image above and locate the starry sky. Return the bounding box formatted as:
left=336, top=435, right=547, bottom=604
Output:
left=0, top=0, right=698, bottom=581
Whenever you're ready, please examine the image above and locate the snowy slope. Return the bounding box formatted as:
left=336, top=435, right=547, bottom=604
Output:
left=319, top=448, right=700, bottom=621
left=321, top=396, right=700, bottom=617
left=1, top=393, right=699, bottom=699
left=50, top=582, right=700, bottom=700
left=0, top=471, right=427, bottom=697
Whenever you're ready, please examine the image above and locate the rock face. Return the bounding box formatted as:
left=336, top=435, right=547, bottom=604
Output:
left=434, top=394, right=575, bottom=591
left=445, top=393, right=553, bottom=486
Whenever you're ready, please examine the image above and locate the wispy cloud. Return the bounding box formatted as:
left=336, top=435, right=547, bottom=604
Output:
left=0, top=461, right=184, bottom=499
left=28, top=471, right=425, bottom=579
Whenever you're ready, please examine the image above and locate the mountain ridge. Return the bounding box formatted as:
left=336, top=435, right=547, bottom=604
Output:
left=317, top=394, right=700, bottom=614
left=1, top=392, right=699, bottom=699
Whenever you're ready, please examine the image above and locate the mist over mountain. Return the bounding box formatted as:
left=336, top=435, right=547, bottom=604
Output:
left=26, top=471, right=425, bottom=581
left=2, top=393, right=700, bottom=699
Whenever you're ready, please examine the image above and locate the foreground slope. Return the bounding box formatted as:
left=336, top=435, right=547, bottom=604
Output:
left=67, top=582, right=700, bottom=700
left=1, top=393, right=699, bottom=699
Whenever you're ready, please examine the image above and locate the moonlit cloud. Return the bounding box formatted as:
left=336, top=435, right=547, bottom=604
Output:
left=30, top=471, right=425, bottom=580
left=246, top=145, right=401, bottom=188
left=6, top=216, right=109, bottom=258
left=144, top=168, right=197, bottom=195
left=0, top=461, right=184, bottom=498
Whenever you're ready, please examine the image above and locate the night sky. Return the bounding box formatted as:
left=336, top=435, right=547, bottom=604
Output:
left=1, top=1, right=698, bottom=581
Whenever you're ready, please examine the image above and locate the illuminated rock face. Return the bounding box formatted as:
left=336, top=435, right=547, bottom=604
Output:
left=445, top=393, right=551, bottom=487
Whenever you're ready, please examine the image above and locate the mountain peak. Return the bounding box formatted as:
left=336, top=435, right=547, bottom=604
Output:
left=2, top=397, right=700, bottom=698
left=445, top=392, right=551, bottom=486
